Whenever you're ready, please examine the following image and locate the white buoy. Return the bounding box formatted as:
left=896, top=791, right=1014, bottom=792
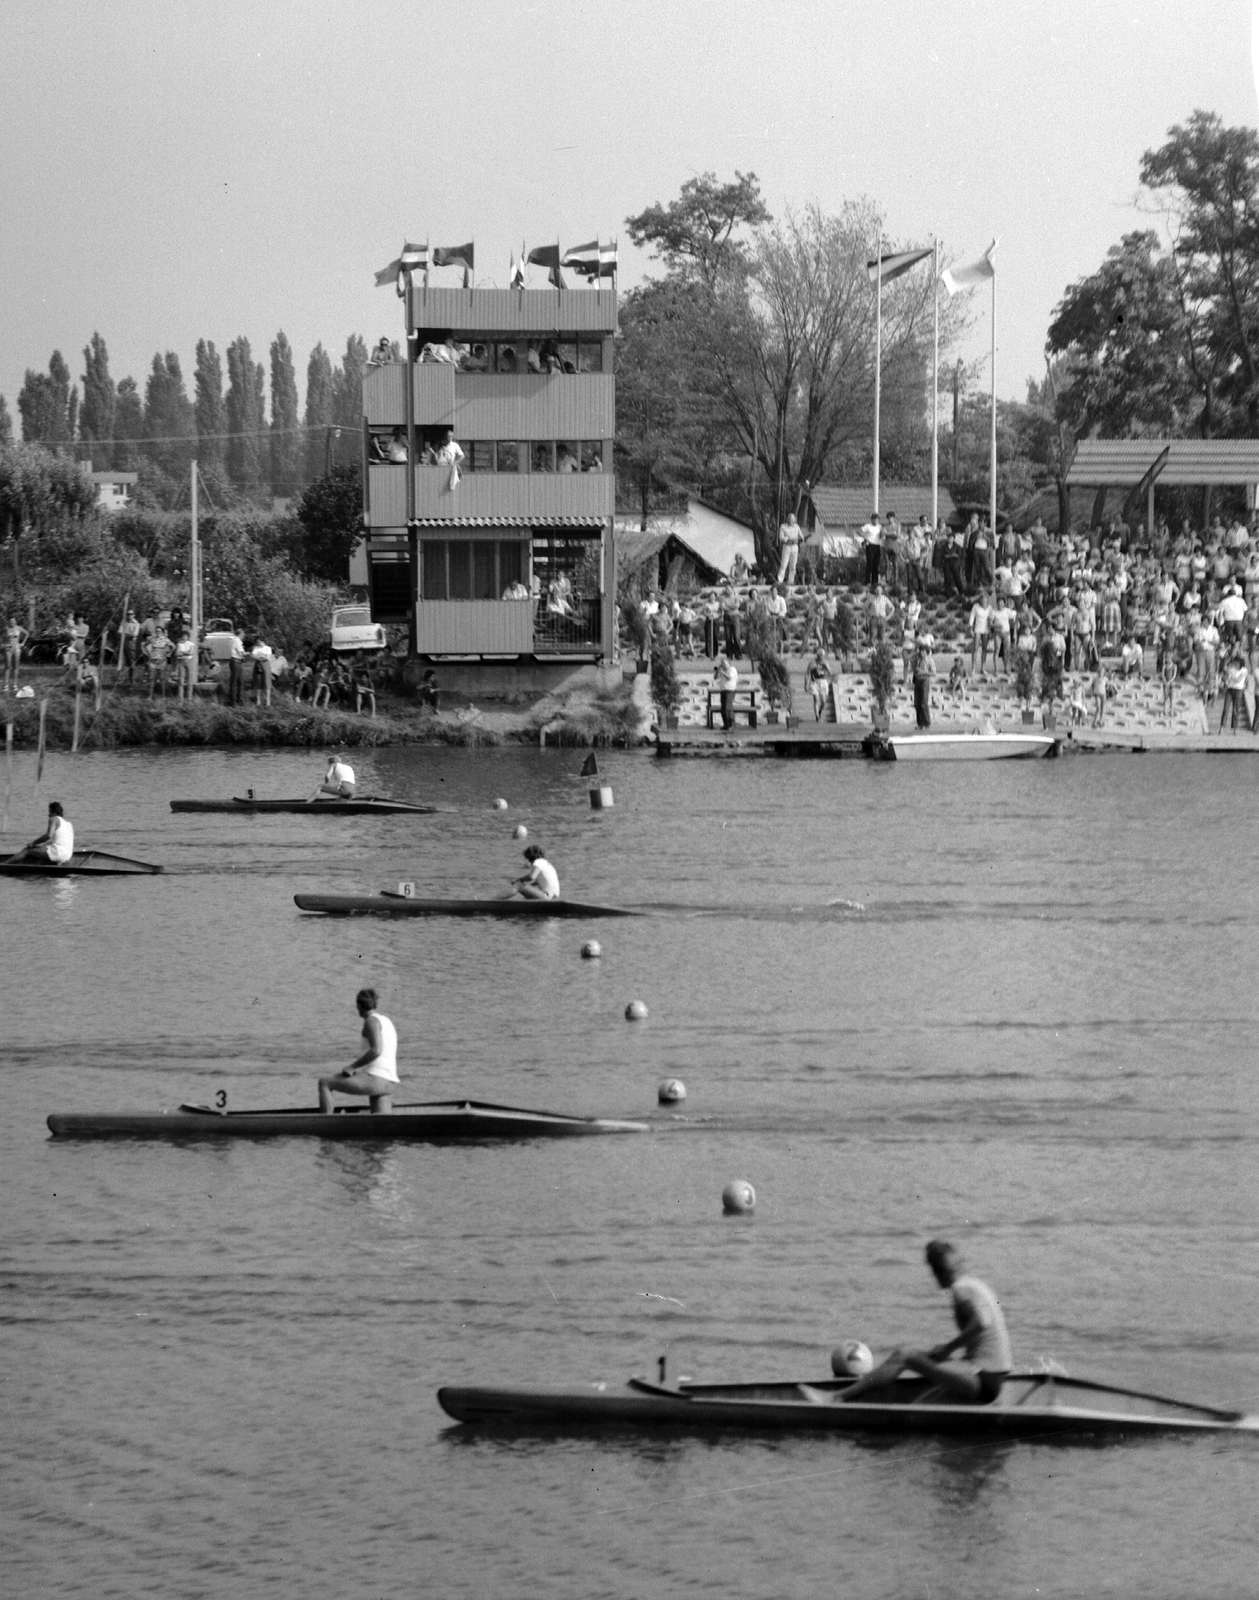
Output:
left=625, top=1000, right=648, bottom=1021
left=493, top=798, right=508, bottom=810
left=581, top=940, right=602, bottom=959
left=722, top=1180, right=755, bottom=1215
left=831, top=1340, right=874, bottom=1377
left=657, top=1078, right=685, bottom=1104
left=589, top=782, right=614, bottom=810
left=513, top=824, right=528, bottom=839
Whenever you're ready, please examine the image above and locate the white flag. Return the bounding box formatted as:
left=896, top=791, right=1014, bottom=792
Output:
left=941, top=239, right=998, bottom=295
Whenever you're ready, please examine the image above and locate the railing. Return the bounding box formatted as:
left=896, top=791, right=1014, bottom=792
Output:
left=533, top=596, right=602, bottom=653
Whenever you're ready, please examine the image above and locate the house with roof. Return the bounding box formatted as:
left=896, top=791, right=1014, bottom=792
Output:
left=90, top=468, right=138, bottom=513
left=803, top=483, right=957, bottom=560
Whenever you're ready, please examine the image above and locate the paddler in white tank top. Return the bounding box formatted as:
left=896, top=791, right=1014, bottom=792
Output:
left=317, top=987, right=399, bottom=1114
left=312, top=753, right=356, bottom=801
left=840, top=1239, right=1012, bottom=1405
left=18, top=800, right=75, bottom=864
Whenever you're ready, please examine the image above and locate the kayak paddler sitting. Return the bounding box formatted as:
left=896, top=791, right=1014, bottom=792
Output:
left=839, top=1239, right=1012, bottom=1405
left=507, top=843, right=560, bottom=901
left=311, top=754, right=355, bottom=801
left=317, top=988, right=399, bottom=1114
left=14, top=801, right=75, bottom=864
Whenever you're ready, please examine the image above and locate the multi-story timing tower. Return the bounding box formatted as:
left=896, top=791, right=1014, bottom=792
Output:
left=361, top=284, right=617, bottom=688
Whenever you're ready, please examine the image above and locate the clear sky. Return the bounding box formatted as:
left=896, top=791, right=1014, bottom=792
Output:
left=1, top=0, right=1255, bottom=428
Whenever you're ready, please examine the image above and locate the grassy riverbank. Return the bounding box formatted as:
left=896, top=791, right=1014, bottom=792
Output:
left=1, top=678, right=645, bottom=751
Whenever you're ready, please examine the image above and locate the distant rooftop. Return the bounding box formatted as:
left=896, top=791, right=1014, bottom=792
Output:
left=810, top=484, right=956, bottom=528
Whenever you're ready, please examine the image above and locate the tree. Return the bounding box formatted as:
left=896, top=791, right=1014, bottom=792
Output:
left=295, top=462, right=362, bottom=582
left=614, top=279, right=715, bottom=526
left=269, top=332, right=301, bottom=500
left=17, top=351, right=74, bottom=445
left=303, top=343, right=334, bottom=485
left=225, top=335, right=265, bottom=496
left=1046, top=231, right=1196, bottom=440
left=194, top=339, right=226, bottom=474
left=329, top=336, right=367, bottom=471
left=144, top=352, right=195, bottom=482
left=0, top=396, right=12, bottom=445
left=1140, top=110, right=1259, bottom=435
left=80, top=333, right=116, bottom=462
left=112, top=378, right=144, bottom=472
left=626, top=170, right=771, bottom=289
left=0, top=442, right=97, bottom=588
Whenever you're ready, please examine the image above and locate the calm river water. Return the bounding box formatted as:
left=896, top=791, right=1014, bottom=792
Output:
left=3, top=741, right=1258, bottom=1598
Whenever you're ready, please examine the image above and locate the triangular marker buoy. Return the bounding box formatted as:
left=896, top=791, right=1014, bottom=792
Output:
left=580, top=753, right=599, bottom=777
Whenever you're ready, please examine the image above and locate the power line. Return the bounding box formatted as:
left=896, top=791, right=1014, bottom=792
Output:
left=19, top=422, right=357, bottom=449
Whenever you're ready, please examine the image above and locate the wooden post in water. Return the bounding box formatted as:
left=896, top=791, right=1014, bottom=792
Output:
left=189, top=463, right=200, bottom=691
left=35, top=698, right=47, bottom=787
left=72, top=674, right=82, bottom=753
left=4, top=721, right=12, bottom=832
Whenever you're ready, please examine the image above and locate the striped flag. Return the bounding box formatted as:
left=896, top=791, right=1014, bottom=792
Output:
left=374, top=241, right=428, bottom=286
left=509, top=255, right=525, bottom=290
left=866, top=246, right=933, bottom=286
left=941, top=240, right=998, bottom=295
left=598, top=239, right=618, bottom=278
left=562, top=240, right=600, bottom=278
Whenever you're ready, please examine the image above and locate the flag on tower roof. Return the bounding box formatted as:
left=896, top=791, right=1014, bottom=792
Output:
left=527, top=243, right=565, bottom=288
left=598, top=240, right=618, bottom=278
left=432, top=242, right=474, bottom=271
left=374, top=242, right=427, bottom=286
left=562, top=240, right=600, bottom=278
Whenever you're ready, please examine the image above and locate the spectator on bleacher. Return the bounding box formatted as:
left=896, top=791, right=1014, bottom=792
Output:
left=912, top=637, right=936, bottom=729
left=861, top=513, right=884, bottom=586
left=675, top=599, right=697, bottom=659
left=883, top=514, right=903, bottom=590
left=867, top=583, right=894, bottom=646
left=776, top=512, right=804, bottom=585
left=942, top=524, right=965, bottom=598
left=1091, top=667, right=1111, bottom=728
left=900, top=595, right=922, bottom=681
left=968, top=592, right=992, bottom=676
left=971, top=521, right=994, bottom=592
left=1217, top=583, right=1247, bottom=648
left=989, top=596, right=1014, bottom=674
left=721, top=582, right=743, bottom=658
left=1219, top=652, right=1252, bottom=731
left=806, top=651, right=833, bottom=722
left=701, top=592, right=721, bottom=659
left=766, top=585, right=788, bottom=652
left=713, top=653, right=739, bottom=731
left=1195, top=612, right=1220, bottom=699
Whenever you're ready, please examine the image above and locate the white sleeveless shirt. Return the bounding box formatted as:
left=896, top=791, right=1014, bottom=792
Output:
left=365, top=1011, right=398, bottom=1082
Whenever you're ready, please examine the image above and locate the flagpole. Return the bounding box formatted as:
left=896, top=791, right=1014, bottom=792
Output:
left=873, top=231, right=881, bottom=516
left=404, top=263, right=418, bottom=658
left=989, top=265, right=997, bottom=550
left=931, top=237, right=939, bottom=530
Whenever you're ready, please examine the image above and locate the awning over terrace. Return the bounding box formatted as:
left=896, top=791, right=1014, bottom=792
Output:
left=1065, top=439, right=1259, bottom=487
left=408, top=515, right=605, bottom=529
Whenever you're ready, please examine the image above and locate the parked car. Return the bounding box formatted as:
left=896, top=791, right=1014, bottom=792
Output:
left=202, top=618, right=237, bottom=662
left=330, top=605, right=385, bottom=654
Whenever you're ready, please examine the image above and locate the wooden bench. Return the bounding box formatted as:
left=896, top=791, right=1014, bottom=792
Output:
left=707, top=686, right=759, bottom=729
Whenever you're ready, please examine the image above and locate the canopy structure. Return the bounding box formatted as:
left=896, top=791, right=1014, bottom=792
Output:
left=1065, top=439, right=1259, bottom=526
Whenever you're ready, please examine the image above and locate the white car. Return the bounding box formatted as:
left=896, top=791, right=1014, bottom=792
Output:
left=330, top=605, right=386, bottom=654
left=202, top=618, right=238, bottom=662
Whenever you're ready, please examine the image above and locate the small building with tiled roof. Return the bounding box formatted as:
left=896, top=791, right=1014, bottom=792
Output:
left=806, top=484, right=957, bottom=532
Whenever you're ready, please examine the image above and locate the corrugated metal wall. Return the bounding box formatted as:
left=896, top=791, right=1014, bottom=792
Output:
left=367, top=467, right=615, bottom=525
left=406, top=286, right=617, bottom=333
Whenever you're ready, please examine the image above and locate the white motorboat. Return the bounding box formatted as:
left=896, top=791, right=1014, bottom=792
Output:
left=883, top=731, right=1059, bottom=761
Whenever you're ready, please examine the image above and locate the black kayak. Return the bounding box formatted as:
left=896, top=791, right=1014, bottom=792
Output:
left=294, top=893, right=637, bottom=918
left=0, top=849, right=164, bottom=877
left=437, top=1371, right=1259, bottom=1440
left=48, top=1098, right=650, bottom=1140
left=171, top=796, right=437, bottom=815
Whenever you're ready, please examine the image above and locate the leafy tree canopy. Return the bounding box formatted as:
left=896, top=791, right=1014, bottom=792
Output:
left=295, top=462, right=363, bottom=582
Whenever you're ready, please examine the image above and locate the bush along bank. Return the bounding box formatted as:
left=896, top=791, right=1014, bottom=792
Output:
left=1, top=677, right=650, bottom=752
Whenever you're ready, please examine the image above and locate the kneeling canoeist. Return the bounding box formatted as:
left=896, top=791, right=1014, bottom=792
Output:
left=509, top=843, right=559, bottom=901
left=312, top=754, right=356, bottom=801
left=839, top=1239, right=1011, bottom=1405
left=318, top=988, right=399, bottom=1113
left=17, top=801, right=74, bottom=864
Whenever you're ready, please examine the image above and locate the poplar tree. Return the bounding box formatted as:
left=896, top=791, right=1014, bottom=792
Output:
left=113, top=378, right=143, bottom=470
left=329, top=335, right=367, bottom=468
left=0, top=396, right=12, bottom=445
left=226, top=335, right=265, bottom=496
left=304, top=342, right=334, bottom=484
left=81, top=334, right=116, bottom=456
left=269, top=332, right=301, bottom=500
left=194, top=339, right=226, bottom=473
left=17, top=352, right=74, bottom=444
left=144, top=352, right=195, bottom=479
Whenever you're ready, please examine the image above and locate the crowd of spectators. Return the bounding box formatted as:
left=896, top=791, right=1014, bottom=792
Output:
left=628, top=506, right=1259, bottom=732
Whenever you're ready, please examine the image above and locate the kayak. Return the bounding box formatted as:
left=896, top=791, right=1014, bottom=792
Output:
left=47, top=1098, right=650, bottom=1140
left=0, top=849, right=164, bottom=877
left=294, top=893, right=637, bottom=918
left=170, top=796, right=437, bottom=815
left=437, top=1371, right=1259, bottom=1440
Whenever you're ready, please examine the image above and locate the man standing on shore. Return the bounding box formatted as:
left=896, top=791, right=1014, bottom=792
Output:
left=3, top=615, right=28, bottom=691
left=861, top=512, right=883, bottom=587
